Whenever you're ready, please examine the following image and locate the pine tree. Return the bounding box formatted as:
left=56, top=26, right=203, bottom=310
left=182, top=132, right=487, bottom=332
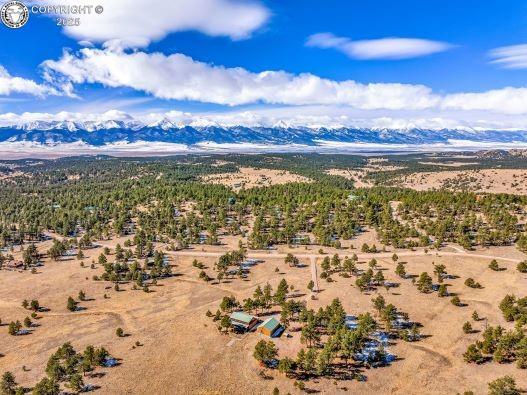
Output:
left=67, top=297, right=77, bottom=312
left=0, top=372, right=17, bottom=395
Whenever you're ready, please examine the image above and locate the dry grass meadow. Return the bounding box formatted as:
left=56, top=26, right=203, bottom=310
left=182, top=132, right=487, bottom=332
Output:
left=1, top=229, right=526, bottom=394
left=392, top=169, right=527, bottom=194
left=202, top=167, right=311, bottom=190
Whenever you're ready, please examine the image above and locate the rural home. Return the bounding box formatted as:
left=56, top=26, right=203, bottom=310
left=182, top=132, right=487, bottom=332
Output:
left=229, top=311, right=258, bottom=332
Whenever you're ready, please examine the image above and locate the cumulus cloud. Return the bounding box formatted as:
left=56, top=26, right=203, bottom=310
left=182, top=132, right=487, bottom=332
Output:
left=34, top=0, right=269, bottom=48
left=489, top=44, right=527, bottom=69
left=0, top=110, right=133, bottom=125
left=442, top=87, right=527, bottom=114
left=41, top=48, right=441, bottom=109
left=40, top=48, right=527, bottom=115
left=0, top=66, right=60, bottom=97
left=306, top=32, right=452, bottom=60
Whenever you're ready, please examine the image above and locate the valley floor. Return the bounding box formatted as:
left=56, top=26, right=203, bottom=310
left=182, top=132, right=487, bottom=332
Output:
left=1, top=231, right=526, bottom=394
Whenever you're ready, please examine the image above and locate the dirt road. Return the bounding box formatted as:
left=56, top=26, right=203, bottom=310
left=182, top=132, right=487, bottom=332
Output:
left=166, top=248, right=523, bottom=264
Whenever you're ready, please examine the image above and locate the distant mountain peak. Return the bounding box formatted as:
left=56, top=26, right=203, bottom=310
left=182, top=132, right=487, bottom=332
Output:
left=272, top=120, right=291, bottom=129
left=189, top=118, right=220, bottom=128
left=21, top=121, right=54, bottom=131
left=2, top=120, right=527, bottom=149
left=147, top=118, right=175, bottom=130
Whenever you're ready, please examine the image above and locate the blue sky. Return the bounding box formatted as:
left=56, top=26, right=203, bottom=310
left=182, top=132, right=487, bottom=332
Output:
left=1, top=0, right=527, bottom=129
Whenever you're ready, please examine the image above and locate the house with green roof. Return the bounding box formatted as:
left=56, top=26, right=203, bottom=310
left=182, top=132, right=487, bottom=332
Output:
left=229, top=311, right=258, bottom=332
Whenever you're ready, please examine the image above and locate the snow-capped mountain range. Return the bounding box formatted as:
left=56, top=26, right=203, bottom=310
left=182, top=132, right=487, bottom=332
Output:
left=2, top=119, right=527, bottom=150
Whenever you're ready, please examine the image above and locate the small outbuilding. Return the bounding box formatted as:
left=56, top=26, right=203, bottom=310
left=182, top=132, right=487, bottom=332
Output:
left=229, top=311, right=258, bottom=332
left=258, top=317, right=282, bottom=337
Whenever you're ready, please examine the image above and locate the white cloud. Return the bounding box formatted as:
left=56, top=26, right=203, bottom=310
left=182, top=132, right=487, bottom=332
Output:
left=441, top=87, right=527, bottom=114
left=41, top=48, right=441, bottom=109
left=306, top=32, right=452, bottom=60
left=4, top=106, right=527, bottom=131
left=489, top=44, right=527, bottom=69
left=34, top=0, right=269, bottom=48
left=180, top=106, right=527, bottom=130
left=41, top=48, right=527, bottom=115
left=0, top=110, right=133, bottom=125
left=0, top=66, right=59, bottom=97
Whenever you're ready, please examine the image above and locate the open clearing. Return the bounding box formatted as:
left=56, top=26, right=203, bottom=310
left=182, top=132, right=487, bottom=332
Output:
left=419, top=161, right=480, bottom=167
left=326, top=169, right=374, bottom=188
left=326, top=158, right=405, bottom=188
left=1, top=232, right=526, bottom=394
left=202, top=167, right=312, bottom=190
left=391, top=168, right=527, bottom=194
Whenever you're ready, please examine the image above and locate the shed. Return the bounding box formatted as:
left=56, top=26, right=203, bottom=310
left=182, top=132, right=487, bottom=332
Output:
left=258, top=317, right=282, bottom=337
left=229, top=311, right=258, bottom=331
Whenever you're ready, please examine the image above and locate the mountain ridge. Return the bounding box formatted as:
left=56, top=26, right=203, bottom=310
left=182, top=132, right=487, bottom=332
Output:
left=3, top=122, right=527, bottom=147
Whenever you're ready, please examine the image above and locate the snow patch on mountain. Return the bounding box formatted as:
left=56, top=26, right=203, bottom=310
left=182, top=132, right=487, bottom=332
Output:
left=2, top=117, right=527, bottom=154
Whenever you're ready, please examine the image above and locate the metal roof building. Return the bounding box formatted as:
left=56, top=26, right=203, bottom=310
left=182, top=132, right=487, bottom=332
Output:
left=258, top=317, right=282, bottom=337
left=229, top=311, right=258, bottom=331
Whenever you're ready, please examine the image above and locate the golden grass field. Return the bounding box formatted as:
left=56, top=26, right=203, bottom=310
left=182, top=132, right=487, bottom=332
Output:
left=326, top=166, right=527, bottom=195
left=1, top=227, right=526, bottom=394
left=202, top=167, right=312, bottom=190
left=393, top=169, right=527, bottom=194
